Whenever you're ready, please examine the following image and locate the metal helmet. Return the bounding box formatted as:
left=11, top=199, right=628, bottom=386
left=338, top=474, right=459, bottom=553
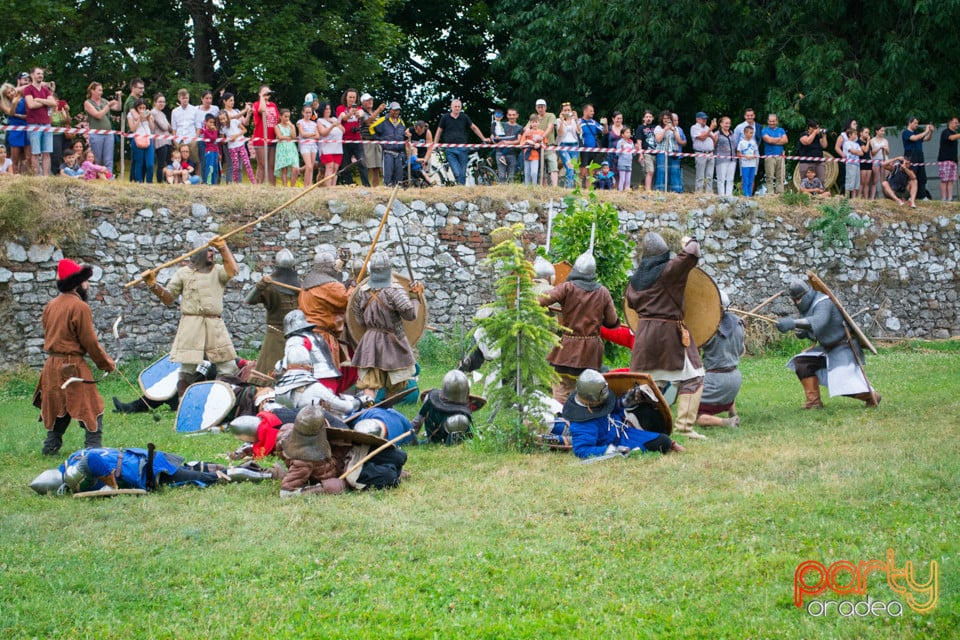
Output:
left=642, top=232, right=669, bottom=259
left=788, top=278, right=817, bottom=313
left=229, top=415, right=261, bottom=443
left=440, top=370, right=470, bottom=406
left=313, top=249, right=338, bottom=277
left=282, top=405, right=331, bottom=462
left=444, top=413, right=471, bottom=434
left=29, top=468, right=64, bottom=495
left=720, top=290, right=730, bottom=308
left=368, top=251, right=392, bottom=289
left=572, top=252, right=596, bottom=280
left=575, top=369, right=609, bottom=406
left=276, top=249, right=296, bottom=269
left=533, top=256, right=555, bottom=283
left=283, top=310, right=315, bottom=338
left=353, top=418, right=388, bottom=439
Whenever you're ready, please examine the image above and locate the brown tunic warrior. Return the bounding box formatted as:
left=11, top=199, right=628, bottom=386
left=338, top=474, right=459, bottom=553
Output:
left=34, top=259, right=115, bottom=455
left=538, top=252, right=619, bottom=404
left=246, top=248, right=301, bottom=374
left=299, top=248, right=356, bottom=391
left=625, top=233, right=707, bottom=440
left=349, top=251, right=421, bottom=400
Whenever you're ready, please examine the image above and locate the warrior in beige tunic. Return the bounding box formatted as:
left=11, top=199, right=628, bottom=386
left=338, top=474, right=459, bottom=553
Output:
left=143, top=236, right=239, bottom=396
left=34, top=259, right=115, bottom=455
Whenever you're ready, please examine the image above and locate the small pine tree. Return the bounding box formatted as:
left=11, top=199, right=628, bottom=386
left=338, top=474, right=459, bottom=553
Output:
left=474, top=224, right=559, bottom=449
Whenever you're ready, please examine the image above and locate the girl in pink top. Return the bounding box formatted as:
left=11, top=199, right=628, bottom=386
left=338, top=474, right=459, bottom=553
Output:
left=81, top=150, right=111, bottom=180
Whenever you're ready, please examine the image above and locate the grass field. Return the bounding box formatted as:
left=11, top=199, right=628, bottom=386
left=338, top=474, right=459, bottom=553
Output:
left=1, top=342, right=957, bottom=639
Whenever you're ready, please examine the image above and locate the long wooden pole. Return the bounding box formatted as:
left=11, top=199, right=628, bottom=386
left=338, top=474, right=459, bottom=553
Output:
left=261, top=276, right=302, bottom=293
left=356, top=182, right=401, bottom=282
left=728, top=308, right=778, bottom=324
left=748, top=290, right=784, bottom=315
left=124, top=167, right=346, bottom=288
left=337, top=429, right=413, bottom=481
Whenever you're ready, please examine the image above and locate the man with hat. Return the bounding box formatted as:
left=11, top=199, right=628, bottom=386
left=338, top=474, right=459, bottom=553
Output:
left=142, top=234, right=240, bottom=398
left=350, top=251, right=423, bottom=402
left=538, top=251, right=620, bottom=404
left=370, top=101, right=406, bottom=186
left=411, top=369, right=474, bottom=444
left=776, top=278, right=880, bottom=409
left=34, top=258, right=115, bottom=455
left=533, top=99, right=558, bottom=186
left=691, top=111, right=718, bottom=193
left=246, top=248, right=301, bottom=375
left=696, top=290, right=745, bottom=429
left=359, top=92, right=386, bottom=186
left=299, top=246, right=356, bottom=392
left=626, top=233, right=707, bottom=440
left=277, top=405, right=408, bottom=496
left=564, top=369, right=683, bottom=459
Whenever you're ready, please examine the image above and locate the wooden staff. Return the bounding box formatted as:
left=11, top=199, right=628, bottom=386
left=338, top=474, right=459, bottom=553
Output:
left=749, top=290, right=784, bottom=315
left=337, top=429, right=413, bottom=481
left=356, top=182, right=401, bottom=282
left=124, top=168, right=344, bottom=288
left=729, top=308, right=778, bottom=324
left=261, top=276, right=302, bottom=293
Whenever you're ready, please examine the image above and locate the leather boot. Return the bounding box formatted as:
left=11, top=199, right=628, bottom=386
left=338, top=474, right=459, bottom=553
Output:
left=800, top=377, right=823, bottom=409
left=113, top=396, right=148, bottom=413
left=82, top=415, right=104, bottom=449
left=674, top=386, right=707, bottom=440
left=177, top=372, right=202, bottom=399
left=41, top=415, right=70, bottom=456
left=852, top=391, right=881, bottom=407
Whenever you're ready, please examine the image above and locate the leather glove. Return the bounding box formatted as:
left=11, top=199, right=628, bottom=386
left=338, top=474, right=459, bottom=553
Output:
left=408, top=281, right=424, bottom=299
left=141, top=270, right=157, bottom=287
left=776, top=317, right=796, bottom=333
left=208, top=235, right=227, bottom=250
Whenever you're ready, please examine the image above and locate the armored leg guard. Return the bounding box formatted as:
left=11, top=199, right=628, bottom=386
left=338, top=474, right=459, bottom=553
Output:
left=801, top=377, right=823, bottom=410
left=674, top=387, right=707, bottom=440
left=42, top=414, right=71, bottom=456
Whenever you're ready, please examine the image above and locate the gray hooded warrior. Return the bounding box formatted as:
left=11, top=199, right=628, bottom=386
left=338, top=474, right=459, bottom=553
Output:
left=142, top=234, right=239, bottom=397
left=625, top=232, right=707, bottom=440
left=776, top=279, right=880, bottom=409
left=273, top=310, right=361, bottom=418
left=246, top=248, right=301, bottom=374
left=538, top=251, right=619, bottom=404
left=350, top=250, right=422, bottom=401
left=696, top=290, right=745, bottom=428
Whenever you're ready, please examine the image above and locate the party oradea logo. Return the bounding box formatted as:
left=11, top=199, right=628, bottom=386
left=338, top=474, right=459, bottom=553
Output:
left=794, top=549, right=938, bottom=617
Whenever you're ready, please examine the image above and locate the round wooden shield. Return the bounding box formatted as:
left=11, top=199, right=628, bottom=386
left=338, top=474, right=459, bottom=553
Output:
left=791, top=150, right=840, bottom=191
left=623, top=267, right=722, bottom=347
left=346, top=272, right=428, bottom=346
left=553, top=261, right=572, bottom=285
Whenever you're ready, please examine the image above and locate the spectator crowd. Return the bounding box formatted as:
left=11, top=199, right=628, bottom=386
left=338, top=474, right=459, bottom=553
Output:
left=3, top=68, right=959, bottom=203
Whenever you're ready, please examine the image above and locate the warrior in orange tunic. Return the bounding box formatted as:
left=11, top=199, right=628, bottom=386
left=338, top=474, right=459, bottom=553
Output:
left=33, top=259, right=115, bottom=455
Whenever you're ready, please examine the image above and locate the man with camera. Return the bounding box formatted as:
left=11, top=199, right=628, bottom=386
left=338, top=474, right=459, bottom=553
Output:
left=796, top=120, right=829, bottom=185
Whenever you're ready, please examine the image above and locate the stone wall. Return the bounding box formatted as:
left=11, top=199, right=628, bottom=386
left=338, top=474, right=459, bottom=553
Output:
left=1, top=195, right=957, bottom=371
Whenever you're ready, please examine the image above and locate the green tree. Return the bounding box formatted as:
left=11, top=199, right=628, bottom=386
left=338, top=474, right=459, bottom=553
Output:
left=475, top=224, right=558, bottom=449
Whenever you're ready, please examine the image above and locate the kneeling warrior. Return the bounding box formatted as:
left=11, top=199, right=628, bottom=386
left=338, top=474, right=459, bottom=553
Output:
left=411, top=369, right=474, bottom=444
left=273, top=310, right=361, bottom=418
left=776, top=278, right=880, bottom=409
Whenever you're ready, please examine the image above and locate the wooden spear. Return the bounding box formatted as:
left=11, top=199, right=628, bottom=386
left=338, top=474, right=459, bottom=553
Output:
left=356, top=182, right=402, bottom=282
left=728, top=308, right=778, bottom=324
left=124, top=167, right=349, bottom=288
left=261, top=276, right=302, bottom=293
left=337, top=429, right=413, bottom=481
left=748, top=289, right=784, bottom=315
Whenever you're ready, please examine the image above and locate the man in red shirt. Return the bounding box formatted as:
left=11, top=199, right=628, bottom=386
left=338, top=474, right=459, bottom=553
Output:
left=22, top=66, right=58, bottom=176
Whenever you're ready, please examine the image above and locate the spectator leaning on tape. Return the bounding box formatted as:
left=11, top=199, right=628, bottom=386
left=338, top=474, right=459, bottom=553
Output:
left=434, top=98, right=490, bottom=185
left=359, top=93, right=386, bottom=187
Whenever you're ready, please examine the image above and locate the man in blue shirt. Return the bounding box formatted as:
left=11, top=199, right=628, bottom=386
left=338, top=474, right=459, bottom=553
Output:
left=761, top=113, right=788, bottom=194
left=578, top=103, right=606, bottom=188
